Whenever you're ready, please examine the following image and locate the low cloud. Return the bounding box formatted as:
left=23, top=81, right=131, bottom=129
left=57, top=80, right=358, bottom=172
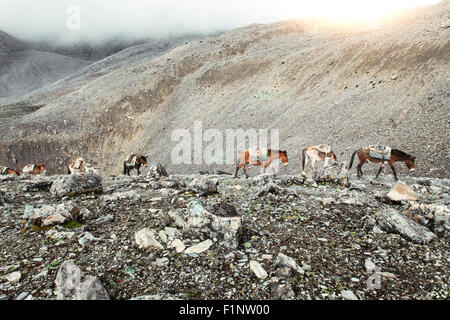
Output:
left=0, top=0, right=442, bottom=45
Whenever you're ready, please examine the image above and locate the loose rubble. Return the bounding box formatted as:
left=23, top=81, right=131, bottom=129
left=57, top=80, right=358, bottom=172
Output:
left=0, top=171, right=448, bottom=300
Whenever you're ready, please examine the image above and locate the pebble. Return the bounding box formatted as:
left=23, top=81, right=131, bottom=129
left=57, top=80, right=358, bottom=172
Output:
left=15, top=292, right=29, bottom=300
left=341, top=290, right=358, bottom=300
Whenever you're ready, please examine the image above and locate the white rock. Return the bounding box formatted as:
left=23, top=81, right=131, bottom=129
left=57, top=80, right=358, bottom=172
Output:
left=387, top=181, right=419, bottom=202
left=168, top=239, right=186, bottom=253
left=322, top=198, right=336, bottom=206
left=164, top=227, right=180, bottom=240
left=184, top=239, right=213, bottom=254
left=55, top=260, right=109, bottom=300
left=46, top=230, right=75, bottom=240
left=134, top=228, right=164, bottom=250
left=158, top=230, right=168, bottom=243
left=275, top=253, right=304, bottom=274
left=5, top=271, right=21, bottom=283
left=341, top=290, right=358, bottom=300
left=249, top=260, right=268, bottom=280
left=365, top=258, right=376, bottom=272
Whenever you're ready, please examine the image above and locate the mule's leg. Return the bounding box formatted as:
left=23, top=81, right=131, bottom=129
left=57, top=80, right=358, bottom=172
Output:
left=311, top=158, right=316, bottom=173
left=389, top=163, right=398, bottom=181
left=243, top=163, right=249, bottom=179
left=234, top=163, right=243, bottom=178
left=262, top=161, right=269, bottom=174
left=375, top=164, right=384, bottom=179
left=324, top=157, right=330, bottom=167
left=356, top=162, right=364, bottom=178
left=302, top=154, right=309, bottom=176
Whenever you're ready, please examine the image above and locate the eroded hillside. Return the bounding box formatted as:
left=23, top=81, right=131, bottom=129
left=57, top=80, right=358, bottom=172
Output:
left=0, top=2, right=448, bottom=178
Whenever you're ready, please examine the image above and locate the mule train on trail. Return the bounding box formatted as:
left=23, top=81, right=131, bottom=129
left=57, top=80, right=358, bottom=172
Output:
left=68, top=157, right=99, bottom=175
left=234, top=147, right=288, bottom=178
left=1, top=143, right=416, bottom=180
left=123, top=153, right=148, bottom=176
left=348, top=145, right=416, bottom=181
left=301, top=144, right=337, bottom=176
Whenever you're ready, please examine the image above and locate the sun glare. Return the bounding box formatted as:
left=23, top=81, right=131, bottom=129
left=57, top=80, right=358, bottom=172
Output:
left=293, top=0, right=443, bottom=20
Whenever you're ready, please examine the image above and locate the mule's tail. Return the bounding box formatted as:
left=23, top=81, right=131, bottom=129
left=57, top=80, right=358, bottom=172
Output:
left=348, top=149, right=359, bottom=170
left=301, top=148, right=307, bottom=172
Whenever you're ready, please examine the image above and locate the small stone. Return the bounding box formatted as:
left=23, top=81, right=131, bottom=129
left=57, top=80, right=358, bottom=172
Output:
left=341, top=290, right=358, bottom=300
left=249, top=260, right=268, bottom=280
left=184, top=239, right=213, bottom=254
left=134, top=228, right=164, bottom=250
left=169, top=239, right=186, bottom=253
left=15, top=292, right=29, bottom=300
left=5, top=271, right=21, bottom=284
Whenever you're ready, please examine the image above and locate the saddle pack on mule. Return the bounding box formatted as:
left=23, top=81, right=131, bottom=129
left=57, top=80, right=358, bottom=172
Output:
left=364, top=145, right=392, bottom=161
left=248, top=147, right=268, bottom=162
left=0, top=166, right=9, bottom=175
left=311, top=144, right=332, bottom=157
left=22, top=164, right=35, bottom=174
left=124, top=153, right=138, bottom=167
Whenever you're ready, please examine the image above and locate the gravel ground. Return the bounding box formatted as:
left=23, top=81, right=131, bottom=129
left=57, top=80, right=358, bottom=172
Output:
left=0, top=171, right=448, bottom=300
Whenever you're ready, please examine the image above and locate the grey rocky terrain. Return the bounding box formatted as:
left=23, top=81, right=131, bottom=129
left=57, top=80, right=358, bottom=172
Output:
left=0, top=163, right=448, bottom=300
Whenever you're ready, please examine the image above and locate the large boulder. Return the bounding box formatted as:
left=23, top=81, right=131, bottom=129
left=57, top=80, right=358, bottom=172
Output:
left=387, top=181, right=419, bottom=202
left=405, top=203, right=450, bottom=239
left=187, top=177, right=219, bottom=196
left=23, top=203, right=90, bottom=227
left=372, top=208, right=437, bottom=244
left=183, top=200, right=242, bottom=248
left=313, top=161, right=349, bottom=187
left=50, top=173, right=103, bottom=197
left=270, top=253, right=303, bottom=300
left=254, top=182, right=297, bottom=198
left=145, top=163, right=169, bottom=179
left=55, top=260, right=109, bottom=300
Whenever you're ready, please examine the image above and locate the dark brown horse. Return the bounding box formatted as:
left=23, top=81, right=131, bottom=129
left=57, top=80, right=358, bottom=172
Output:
left=22, top=164, right=47, bottom=175
left=348, top=147, right=416, bottom=180
left=123, top=154, right=148, bottom=176
left=234, top=148, right=288, bottom=178
left=0, top=166, right=20, bottom=176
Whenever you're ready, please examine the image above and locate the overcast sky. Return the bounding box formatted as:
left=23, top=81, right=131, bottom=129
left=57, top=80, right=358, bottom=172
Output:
left=0, top=0, right=443, bottom=44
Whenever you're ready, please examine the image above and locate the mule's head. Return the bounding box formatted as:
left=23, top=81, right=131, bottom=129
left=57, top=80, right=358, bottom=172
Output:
left=280, top=150, right=288, bottom=167
left=405, top=155, right=416, bottom=172
left=139, top=156, right=149, bottom=167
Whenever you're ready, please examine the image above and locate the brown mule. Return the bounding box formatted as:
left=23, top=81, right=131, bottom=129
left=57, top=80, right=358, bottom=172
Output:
left=234, top=148, right=288, bottom=178
left=123, top=154, right=149, bottom=176
left=348, top=147, right=416, bottom=180
left=0, top=166, right=20, bottom=176
left=22, top=164, right=47, bottom=175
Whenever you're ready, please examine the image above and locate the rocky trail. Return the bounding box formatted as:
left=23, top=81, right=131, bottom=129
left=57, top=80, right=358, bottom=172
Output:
left=0, top=163, right=448, bottom=300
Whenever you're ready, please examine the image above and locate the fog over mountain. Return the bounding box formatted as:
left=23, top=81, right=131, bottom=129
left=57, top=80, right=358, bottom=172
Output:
left=0, top=0, right=443, bottom=45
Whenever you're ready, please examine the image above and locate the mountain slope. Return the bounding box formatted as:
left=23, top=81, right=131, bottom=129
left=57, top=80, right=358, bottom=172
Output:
left=0, top=31, right=91, bottom=104
left=0, top=2, right=448, bottom=178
